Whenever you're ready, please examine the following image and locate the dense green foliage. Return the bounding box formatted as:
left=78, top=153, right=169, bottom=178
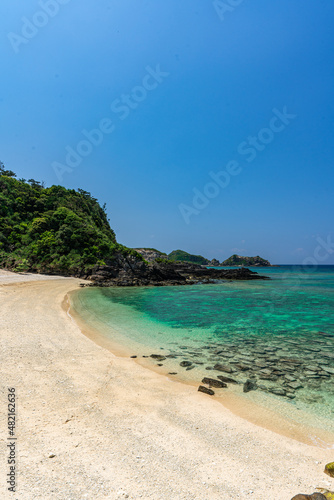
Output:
left=168, top=249, right=209, bottom=265
left=0, top=164, right=140, bottom=275
left=221, top=254, right=271, bottom=266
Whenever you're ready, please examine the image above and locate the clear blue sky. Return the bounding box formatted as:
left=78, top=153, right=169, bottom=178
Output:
left=1, top=0, right=333, bottom=264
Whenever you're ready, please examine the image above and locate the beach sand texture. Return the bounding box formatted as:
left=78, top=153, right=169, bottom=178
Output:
left=0, top=270, right=333, bottom=499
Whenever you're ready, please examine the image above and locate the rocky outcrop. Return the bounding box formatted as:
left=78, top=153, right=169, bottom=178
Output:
left=133, top=248, right=167, bottom=262
left=208, top=258, right=220, bottom=266
left=87, top=255, right=270, bottom=287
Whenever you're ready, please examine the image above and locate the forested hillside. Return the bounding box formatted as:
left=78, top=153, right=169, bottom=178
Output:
left=0, top=163, right=140, bottom=275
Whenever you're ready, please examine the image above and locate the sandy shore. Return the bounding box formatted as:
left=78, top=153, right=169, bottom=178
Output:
left=1, top=271, right=333, bottom=499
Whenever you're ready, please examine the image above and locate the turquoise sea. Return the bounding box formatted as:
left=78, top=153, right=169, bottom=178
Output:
left=71, top=265, right=334, bottom=446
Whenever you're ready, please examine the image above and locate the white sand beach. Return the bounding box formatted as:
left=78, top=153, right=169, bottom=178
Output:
left=0, top=270, right=333, bottom=499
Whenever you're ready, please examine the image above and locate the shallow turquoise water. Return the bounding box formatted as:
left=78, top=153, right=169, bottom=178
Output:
left=72, top=265, right=334, bottom=442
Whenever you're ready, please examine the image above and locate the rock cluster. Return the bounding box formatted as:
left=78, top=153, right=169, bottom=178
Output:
left=140, top=330, right=334, bottom=411
left=87, top=256, right=270, bottom=287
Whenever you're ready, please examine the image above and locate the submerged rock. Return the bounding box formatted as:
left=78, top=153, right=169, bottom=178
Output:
left=198, top=385, right=215, bottom=396
left=259, top=374, right=278, bottom=381
left=217, top=375, right=239, bottom=384
left=234, top=363, right=250, bottom=371
left=201, top=377, right=227, bottom=388
left=243, top=379, right=258, bottom=393
left=180, top=361, right=192, bottom=367
left=150, top=354, right=166, bottom=361
left=213, top=363, right=233, bottom=373
left=287, top=381, right=304, bottom=390
left=321, top=366, right=334, bottom=374
left=269, top=387, right=286, bottom=396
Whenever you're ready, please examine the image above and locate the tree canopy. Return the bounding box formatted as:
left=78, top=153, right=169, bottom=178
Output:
left=0, top=165, right=138, bottom=275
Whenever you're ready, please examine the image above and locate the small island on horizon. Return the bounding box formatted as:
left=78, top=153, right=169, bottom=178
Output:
left=134, top=248, right=273, bottom=267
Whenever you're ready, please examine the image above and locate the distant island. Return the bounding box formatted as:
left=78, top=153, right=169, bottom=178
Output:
left=0, top=164, right=269, bottom=285
left=220, top=254, right=271, bottom=267
left=135, top=248, right=271, bottom=267
left=168, top=249, right=211, bottom=266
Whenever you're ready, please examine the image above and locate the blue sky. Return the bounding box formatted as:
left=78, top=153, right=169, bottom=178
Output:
left=1, top=0, right=334, bottom=264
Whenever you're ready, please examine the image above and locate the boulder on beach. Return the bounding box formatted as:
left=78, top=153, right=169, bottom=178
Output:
left=291, top=493, right=327, bottom=500
left=325, top=462, right=334, bottom=478
left=198, top=385, right=215, bottom=396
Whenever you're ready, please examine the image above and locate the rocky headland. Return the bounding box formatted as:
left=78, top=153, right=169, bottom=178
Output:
left=87, top=254, right=270, bottom=286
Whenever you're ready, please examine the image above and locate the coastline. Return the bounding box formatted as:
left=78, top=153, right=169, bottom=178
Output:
left=1, top=271, right=333, bottom=499
left=68, top=287, right=334, bottom=449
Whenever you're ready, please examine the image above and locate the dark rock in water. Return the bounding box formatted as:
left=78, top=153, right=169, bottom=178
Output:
left=202, top=377, right=227, bottom=388
left=217, top=375, right=239, bottom=384
left=168, top=372, right=177, bottom=375
left=254, top=361, right=267, bottom=368
left=234, top=363, right=250, bottom=371
left=291, top=494, right=327, bottom=500
left=130, top=355, right=137, bottom=358
left=214, top=364, right=233, bottom=373
left=205, top=367, right=214, bottom=370
left=198, top=385, right=215, bottom=396
left=186, top=365, right=195, bottom=371
left=89, top=259, right=270, bottom=287
left=269, top=387, right=286, bottom=396
left=157, top=363, right=163, bottom=366
left=321, top=366, right=334, bottom=375
left=180, top=361, right=192, bottom=367
left=243, top=379, right=258, bottom=393
left=259, top=374, right=278, bottom=381
left=305, top=365, right=321, bottom=372
left=280, top=358, right=302, bottom=365
left=259, top=368, right=272, bottom=375
left=150, top=354, right=166, bottom=361
left=287, top=381, right=304, bottom=390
